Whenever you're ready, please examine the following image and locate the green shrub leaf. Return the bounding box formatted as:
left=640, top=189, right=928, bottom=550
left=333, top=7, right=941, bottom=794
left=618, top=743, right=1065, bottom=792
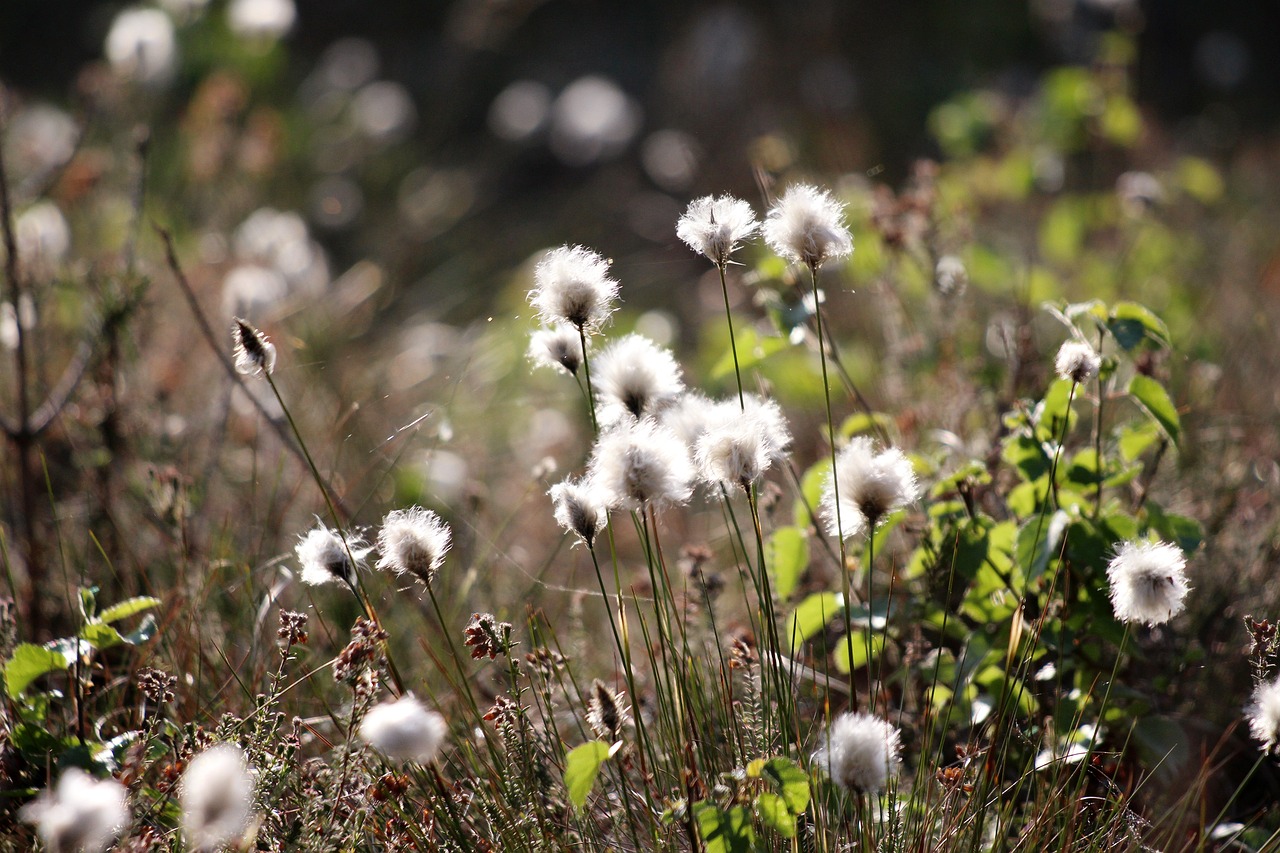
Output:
left=766, top=526, right=809, bottom=601
left=1127, top=375, right=1180, bottom=446
left=563, top=740, right=611, bottom=811
left=785, top=592, right=840, bottom=652
left=5, top=644, right=69, bottom=699
left=98, top=596, right=162, bottom=624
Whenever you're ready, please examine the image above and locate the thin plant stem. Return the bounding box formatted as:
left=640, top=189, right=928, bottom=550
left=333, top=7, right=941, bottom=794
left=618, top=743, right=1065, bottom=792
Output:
left=718, top=261, right=745, bottom=409
left=577, top=325, right=599, bottom=434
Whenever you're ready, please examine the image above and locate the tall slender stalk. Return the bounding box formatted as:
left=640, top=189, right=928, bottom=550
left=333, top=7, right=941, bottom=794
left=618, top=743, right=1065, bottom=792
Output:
left=718, top=261, right=745, bottom=409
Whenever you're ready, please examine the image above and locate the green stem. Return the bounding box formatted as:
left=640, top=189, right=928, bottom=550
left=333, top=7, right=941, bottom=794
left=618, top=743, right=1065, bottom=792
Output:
left=718, top=261, right=745, bottom=409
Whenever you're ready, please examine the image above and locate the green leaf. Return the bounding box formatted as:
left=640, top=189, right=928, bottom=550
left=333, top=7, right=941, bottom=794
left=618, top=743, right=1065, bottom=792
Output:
left=694, top=803, right=756, bottom=853
left=1108, top=302, right=1171, bottom=351
left=121, top=615, right=158, bottom=646
left=785, top=592, right=840, bottom=652
left=5, top=644, right=70, bottom=699
left=754, top=792, right=795, bottom=838
left=709, top=327, right=788, bottom=381
left=1016, top=511, right=1069, bottom=584
left=563, top=741, right=612, bottom=811
left=839, top=412, right=896, bottom=441
left=79, top=623, right=126, bottom=651
left=1118, top=420, right=1162, bottom=462
left=766, top=527, right=809, bottom=601
left=833, top=631, right=885, bottom=674
left=1145, top=504, right=1203, bottom=554
left=761, top=757, right=811, bottom=815
left=98, top=596, right=162, bottom=624
left=1127, top=375, right=1181, bottom=446
left=794, top=459, right=831, bottom=529
left=1002, top=434, right=1050, bottom=483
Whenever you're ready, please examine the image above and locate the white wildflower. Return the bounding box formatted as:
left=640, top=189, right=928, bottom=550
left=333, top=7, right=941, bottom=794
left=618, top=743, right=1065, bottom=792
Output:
left=104, top=7, right=177, bottom=87
left=15, top=201, right=71, bottom=273
left=20, top=769, right=129, bottom=853
left=676, top=194, right=759, bottom=267
left=180, top=744, right=254, bottom=853
left=549, top=477, right=609, bottom=548
left=822, top=437, right=919, bottom=541
left=375, top=506, right=451, bottom=587
left=659, top=391, right=721, bottom=448
left=593, top=334, right=684, bottom=426
left=295, top=523, right=371, bottom=587
left=1054, top=340, right=1102, bottom=385
left=227, top=0, right=296, bottom=41
left=231, top=317, right=277, bottom=377
left=359, top=694, right=448, bottom=764
left=762, top=184, right=853, bottom=271
left=530, top=245, right=620, bottom=332
left=588, top=421, right=694, bottom=511
left=934, top=254, right=968, bottom=296
left=814, top=712, right=902, bottom=793
left=1247, top=677, right=1280, bottom=754
left=695, top=397, right=791, bottom=489
left=1106, top=540, right=1189, bottom=626
left=529, top=324, right=586, bottom=375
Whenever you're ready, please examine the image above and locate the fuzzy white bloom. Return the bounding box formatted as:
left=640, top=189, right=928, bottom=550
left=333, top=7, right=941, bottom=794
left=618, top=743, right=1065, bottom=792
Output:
left=227, top=0, right=296, bottom=40
left=934, top=254, right=968, bottom=296
left=549, top=477, right=609, bottom=548
left=530, top=245, right=620, bottom=332
left=15, top=202, right=71, bottom=274
left=105, top=7, right=177, bottom=87
left=20, top=769, right=129, bottom=853
left=1247, top=677, right=1280, bottom=754
left=529, top=324, right=585, bottom=375
left=822, top=437, right=919, bottom=541
left=695, top=397, right=791, bottom=489
left=659, top=392, right=721, bottom=448
left=180, top=744, right=254, bottom=852
left=676, top=194, right=759, bottom=266
left=593, top=334, right=685, bottom=426
left=1106, top=540, right=1189, bottom=626
left=231, top=317, right=277, bottom=377
left=1054, top=340, right=1102, bottom=385
left=359, top=694, right=448, bottom=764
left=814, top=712, right=902, bottom=793
left=375, top=506, right=451, bottom=587
left=295, top=523, right=371, bottom=587
left=762, top=184, right=853, bottom=271
left=588, top=421, right=694, bottom=511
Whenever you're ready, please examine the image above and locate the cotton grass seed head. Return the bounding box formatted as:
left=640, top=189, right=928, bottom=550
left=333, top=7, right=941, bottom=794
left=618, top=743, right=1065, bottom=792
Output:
left=676, top=194, right=759, bottom=267
left=1247, top=677, right=1280, bottom=754
left=180, top=743, right=254, bottom=853
left=1054, top=340, right=1102, bottom=385
left=593, top=333, right=685, bottom=426
left=359, top=694, right=448, bottom=764
left=588, top=420, right=694, bottom=511
left=695, top=398, right=791, bottom=490
left=763, top=183, right=853, bottom=271
left=934, top=254, right=968, bottom=296
left=1106, top=540, right=1189, bottom=626
left=530, top=244, right=619, bottom=332
left=814, top=712, right=902, bottom=793
left=20, top=769, right=129, bottom=853
left=823, top=437, right=919, bottom=541
left=549, top=477, right=609, bottom=548
left=529, top=323, right=586, bottom=375
left=295, top=522, right=371, bottom=587
left=231, top=317, right=277, bottom=377
left=375, top=506, right=451, bottom=587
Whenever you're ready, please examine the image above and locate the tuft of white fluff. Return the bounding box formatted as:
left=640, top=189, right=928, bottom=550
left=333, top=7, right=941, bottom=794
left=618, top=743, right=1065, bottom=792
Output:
left=20, top=769, right=129, bottom=853
left=375, top=506, right=451, bottom=587
left=295, top=523, right=371, bottom=587
left=814, top=712, right=902, bottom=792
left=676, top=195, right=759, bottom=267
left=592, top=334, right=685, bottom=426
left=1247, top=677, right=1280, bottom=754
left=694, top=396, right=792, bottom=489
left=588, top=420, right=694, bottom=511
left=231, top=317, right=277, bottom=377
left=529, top=324, right=586, bottom=375
left=529, top=245, right=620, bottom=332
left=180, top=744, right=255, bottom=852
left=762, top=184, right=853, bottom=271
left=1054, top=340, right=1102, bottom=385
left=549, top=477, right=609, bottom=548
left=359, top=694, right=448, bottom=764
left=105, top=7, right=177, bottom=87
left=1106, top=540, right=1189, bottom=626
left=822, top=437, right=919, bottom=541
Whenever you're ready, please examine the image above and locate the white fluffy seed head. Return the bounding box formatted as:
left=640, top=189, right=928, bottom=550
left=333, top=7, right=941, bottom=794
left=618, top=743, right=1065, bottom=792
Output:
left=105, top=7, right=178, bottom=87
left=588, top=421, right=694, bottom=511
left=1247, top=678, right=1280, bottom=754
left=1054, top=340, right=1102, bottom=384
left=762, top=184, right=853, bottom=271
left=694, top=397, right=791, bottom=489
left=529, top=324, right=586, bottom=375
left=822, top=437, right=919, bottom=541
left=934, top=254, right=968, bottom=296
left=231, top=317, right=277, bottom=377
left=676, top=194, right=759, bottom=266
left=1106, top=540, right=1189, bottom=626
left=814, top=712, right=902, bottom=793
left=295, top=523, right=371, bottom=587
left=359, top=694, right=448, bottom=764
left=375, top=506, right=451, bottom=587
left=20, top=769, right=129, bottom=853
left=593, top=334, right=685, bottom=427
left=530, top=245, right=620, bottom=332
left=180, top=744, right=254, bottom=853
left=549, top=477, right=609, bottom=548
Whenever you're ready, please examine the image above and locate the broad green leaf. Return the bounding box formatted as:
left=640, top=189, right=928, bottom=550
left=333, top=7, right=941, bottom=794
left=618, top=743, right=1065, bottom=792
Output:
left=1108, top=302, right=1170, bottom=351
left=1118, top=420, right=1162, bottom=462
left=794, top=459, right=831, bottom=529
left=563, top=741, right=611, bottom=811
left=1145, top=504, right=1203, bottom=554
left=78, top=587, right=97, bottom=621
left=1016, top=511, right=1069, bottom=584
left=1002, top=434, right=1050, bottom=483
left=839, top=412, right=896, bottom=441
left=694, top=803, right=755, bottom=853
left=98, top=596, right=162, bottom=624
left=1039, top=379, right=1078, bottom=439
left=121, top=615, right=158, bottom=646
left=761, top=757, right=811, bottom=815
left=765, top=527, right=809, bottom=601
left=785, top=592, right=839, bottom=652
left=833, top=631, right=885, bottom=674
left=754, top=792, right=795, bottom=838
left=1127, top=375, right=1181, bottom=446
left=709, top=327, right=788, bottom=381
left=5, top=644, right=69, bottom=699
left=79, top=623, right=126, bottom=651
